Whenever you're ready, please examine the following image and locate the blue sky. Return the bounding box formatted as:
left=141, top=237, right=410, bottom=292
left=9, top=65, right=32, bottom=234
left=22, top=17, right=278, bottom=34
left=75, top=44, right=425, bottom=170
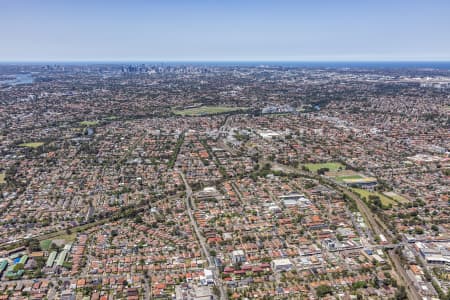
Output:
left=1, top=0, right=450, bottom=61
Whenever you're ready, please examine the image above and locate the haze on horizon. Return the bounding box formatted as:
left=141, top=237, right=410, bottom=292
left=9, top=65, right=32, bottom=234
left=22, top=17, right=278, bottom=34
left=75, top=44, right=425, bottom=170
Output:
left=1, top=0, right=450, bottom=62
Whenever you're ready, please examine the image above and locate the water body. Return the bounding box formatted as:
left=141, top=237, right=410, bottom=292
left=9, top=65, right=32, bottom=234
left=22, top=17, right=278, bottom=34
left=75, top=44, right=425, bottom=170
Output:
left=0, top=73, right=33, bottom=86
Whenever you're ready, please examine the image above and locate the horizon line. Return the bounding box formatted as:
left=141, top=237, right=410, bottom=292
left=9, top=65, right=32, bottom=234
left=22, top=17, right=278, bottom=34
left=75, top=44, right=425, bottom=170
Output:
left=1, top=59, right=450, bottom=64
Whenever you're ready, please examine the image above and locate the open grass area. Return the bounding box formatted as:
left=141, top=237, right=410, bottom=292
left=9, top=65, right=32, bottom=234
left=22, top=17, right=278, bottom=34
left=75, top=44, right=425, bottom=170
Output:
left=352, top=188, right=397, bottom=207
left=383, top=191, right=409, bottom=203
left=303, top=162, right=345, bottom=172
left=19, top=142, right=44, bottom=148
left=0, top=173, right=5, bottom=184
left=53, top=232, right=77, bottom=243
left=79, top=120, right=99, bottom=126
left=40, top=232, right=77, bottom=250
left=172, top=106, right=248, bottom=116
left=39, top=240, right=52, bottom=251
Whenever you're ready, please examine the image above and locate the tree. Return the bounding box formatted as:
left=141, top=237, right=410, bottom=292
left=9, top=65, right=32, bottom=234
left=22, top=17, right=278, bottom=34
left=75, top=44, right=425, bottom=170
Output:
left=369, top=195, right=382, bottom=208
left=395, top=286, right=407, bottom=300
left=352, top=281, right=367, bottom=290
left=50, top=242, right=59, bottom=251
left=317, top=168, right=329, bottom=175
left=27, top=238, right=41, bottom=252
left=13, top=263, right=24, bottom=272
left=315, top=285, right=332, bottom=298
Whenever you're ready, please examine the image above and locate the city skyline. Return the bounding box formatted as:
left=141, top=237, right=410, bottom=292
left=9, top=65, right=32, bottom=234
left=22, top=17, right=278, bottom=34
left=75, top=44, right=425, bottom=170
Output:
left=1, top=0, right=450, bottom=62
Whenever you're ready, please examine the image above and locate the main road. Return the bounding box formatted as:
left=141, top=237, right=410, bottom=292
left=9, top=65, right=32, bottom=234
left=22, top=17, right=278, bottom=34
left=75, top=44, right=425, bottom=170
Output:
left=178, top=171, right=227, bottom=300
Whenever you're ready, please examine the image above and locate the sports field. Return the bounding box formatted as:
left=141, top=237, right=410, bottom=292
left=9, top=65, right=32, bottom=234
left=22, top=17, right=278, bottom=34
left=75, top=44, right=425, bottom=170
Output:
left=39, top=240, right=52, bottom=251
left=79, top=120, right=99, bottom=126
left=383, top=191, right=409, bottom=203
left=19, top=142, right=44, bottom=148
left=303, top=162, right=345, bottom=172
left=0, top=173, right=5, bottom=184
left=172, top=106, right=248, bottom=116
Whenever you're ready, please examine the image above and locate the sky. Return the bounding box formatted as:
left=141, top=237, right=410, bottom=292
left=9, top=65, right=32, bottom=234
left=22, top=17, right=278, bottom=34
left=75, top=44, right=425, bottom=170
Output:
left=1, top=0, right=450, bottom=62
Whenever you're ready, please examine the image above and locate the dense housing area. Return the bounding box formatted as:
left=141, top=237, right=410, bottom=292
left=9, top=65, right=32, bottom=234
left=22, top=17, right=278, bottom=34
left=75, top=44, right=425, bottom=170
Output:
left=0, top=63, right=449, bottom=300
